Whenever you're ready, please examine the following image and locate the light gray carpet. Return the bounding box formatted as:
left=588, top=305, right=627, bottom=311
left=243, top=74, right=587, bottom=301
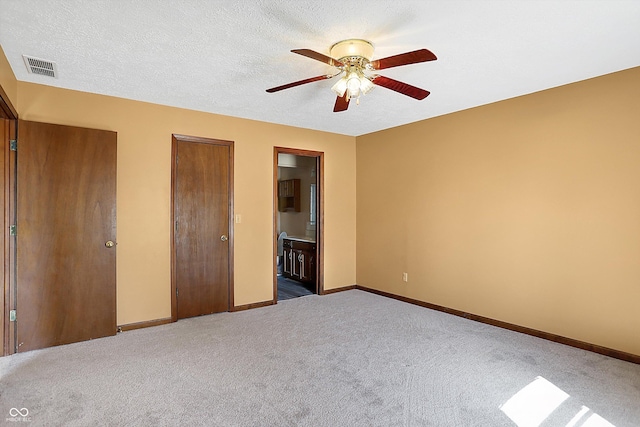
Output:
left=1, top=290, right=639, bottom=426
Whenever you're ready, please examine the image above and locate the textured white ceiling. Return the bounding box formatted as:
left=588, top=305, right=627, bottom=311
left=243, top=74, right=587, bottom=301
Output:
left=1, top=1, right=639, bottom=136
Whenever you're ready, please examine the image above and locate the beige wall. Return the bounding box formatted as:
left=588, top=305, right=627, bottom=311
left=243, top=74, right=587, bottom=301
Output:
left=357, top=66, right=640, bottom=356
left=0, top=45, right=17, bottom=110
left=17, top=82, right=356, bottom=325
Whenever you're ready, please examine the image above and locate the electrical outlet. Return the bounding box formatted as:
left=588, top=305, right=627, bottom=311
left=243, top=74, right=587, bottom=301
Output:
left=402, top=272, right=408, bottom=282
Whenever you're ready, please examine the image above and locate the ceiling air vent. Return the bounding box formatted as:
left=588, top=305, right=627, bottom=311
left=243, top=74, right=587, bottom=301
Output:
left=22, top=55, right=58, bottom=78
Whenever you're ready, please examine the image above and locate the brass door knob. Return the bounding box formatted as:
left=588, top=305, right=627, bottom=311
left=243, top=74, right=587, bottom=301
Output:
left=220, top=235, right=228, bottom=242
left=105, top=241, right=115, bottom=248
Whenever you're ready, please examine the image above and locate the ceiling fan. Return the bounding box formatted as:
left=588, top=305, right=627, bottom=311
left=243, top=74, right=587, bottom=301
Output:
left=266, top=39, right=437, bottom=112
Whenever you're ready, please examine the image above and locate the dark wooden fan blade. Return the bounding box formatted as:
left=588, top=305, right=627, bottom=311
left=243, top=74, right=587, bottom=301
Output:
left=372, top=75, right=430, bottom=100
left=292, top=49, right=344, bottom=68
left=333, top=93, right=350, bottom=112
left=266, top=75, right=332, bottom=93
left=370, top=49, right=437, bottom=70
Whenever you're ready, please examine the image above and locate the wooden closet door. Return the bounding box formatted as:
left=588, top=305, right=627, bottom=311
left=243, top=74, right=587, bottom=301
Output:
left=173, top=136, right=231, bottom=319
left=17, top=120, right=117, bottom=352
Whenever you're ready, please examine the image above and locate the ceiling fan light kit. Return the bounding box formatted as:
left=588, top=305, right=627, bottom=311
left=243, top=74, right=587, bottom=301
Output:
left=329, top=40, right=375, bottom=103
left=266, top=38, right=437, bottom=112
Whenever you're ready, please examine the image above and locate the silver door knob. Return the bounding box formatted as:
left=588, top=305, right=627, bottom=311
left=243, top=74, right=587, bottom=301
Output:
left=105, top=241, right=115, bottom=248
left=220, top=235, right=228, bottom=242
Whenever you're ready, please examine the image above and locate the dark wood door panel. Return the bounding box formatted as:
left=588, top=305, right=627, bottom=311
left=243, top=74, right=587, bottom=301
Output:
left=174, top=139, right=230, bottom=319
left=17, top=120, right=117, bottom=352
left=0, top=119, right=6, bottom=356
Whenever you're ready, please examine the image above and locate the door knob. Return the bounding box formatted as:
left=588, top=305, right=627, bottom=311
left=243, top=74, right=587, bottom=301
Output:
left=220, top=235, right=228, bottom=242
left=105, top=240, right=115, bottom=248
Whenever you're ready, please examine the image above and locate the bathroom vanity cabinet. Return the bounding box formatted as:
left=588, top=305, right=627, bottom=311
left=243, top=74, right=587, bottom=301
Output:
left=282, top=237, right=316, bottom=284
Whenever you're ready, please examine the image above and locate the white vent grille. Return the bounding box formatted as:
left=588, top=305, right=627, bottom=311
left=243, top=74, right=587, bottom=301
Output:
left=22, top=55, right=58, bottom=78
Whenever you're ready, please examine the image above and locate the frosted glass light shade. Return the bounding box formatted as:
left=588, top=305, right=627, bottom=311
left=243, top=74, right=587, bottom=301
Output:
left=347, top=72, right=361, bottom=97
left=360, top=76, right=374, bottom=94
left=331, top=77, right=348, bottom=96
left=330, top=39, right=374, bottom=60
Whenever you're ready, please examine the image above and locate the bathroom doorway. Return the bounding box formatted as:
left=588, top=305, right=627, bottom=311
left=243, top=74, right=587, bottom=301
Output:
left=273, top=147, right=323, bottom=302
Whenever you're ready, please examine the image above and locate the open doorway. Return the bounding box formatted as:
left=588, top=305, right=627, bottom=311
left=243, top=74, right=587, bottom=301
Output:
left=273, top=147, right=323, bottom=302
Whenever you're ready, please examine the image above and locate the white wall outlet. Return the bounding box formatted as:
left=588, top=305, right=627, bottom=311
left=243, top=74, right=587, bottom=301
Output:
left=402, top=272, right=408, bottom=282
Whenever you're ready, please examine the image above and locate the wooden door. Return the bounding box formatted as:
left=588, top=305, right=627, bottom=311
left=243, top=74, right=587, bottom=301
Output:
left=301, top=250, right=314, bottom=283
left=283, top=247, right=292, bottom=276
left=172, top=135, right=232, bottom=319
left=17, top=120, right=117, bottom=352
left=292, top=250, right=301, bottom=279
left=0, top=119, right=6, bottom=356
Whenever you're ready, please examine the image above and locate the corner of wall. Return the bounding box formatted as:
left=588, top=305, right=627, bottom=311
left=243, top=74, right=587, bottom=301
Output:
left=0, top=45, right=18, bottom=112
